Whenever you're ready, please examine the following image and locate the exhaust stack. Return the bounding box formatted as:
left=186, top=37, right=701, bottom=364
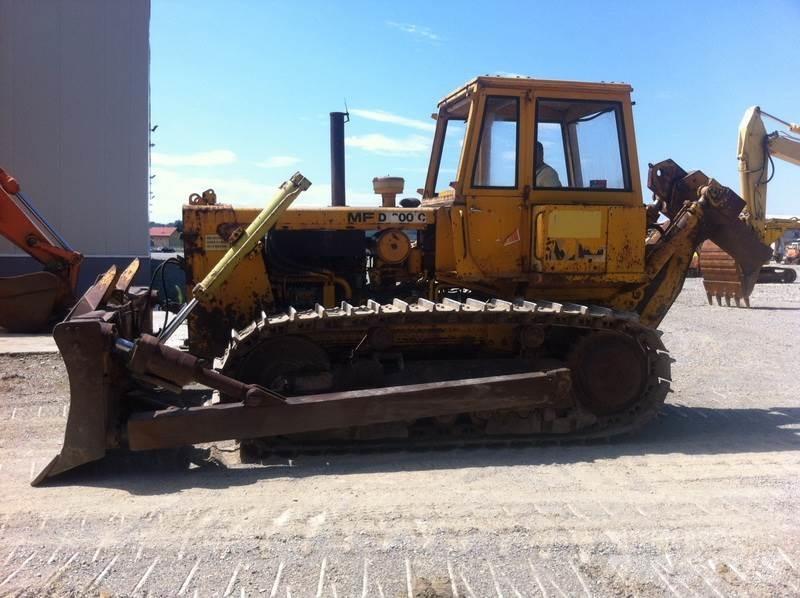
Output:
left=330, top=111, right=348, bottom=206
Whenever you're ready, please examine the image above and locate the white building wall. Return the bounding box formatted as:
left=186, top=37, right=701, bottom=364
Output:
left=0, top=0, right=150, bottom=286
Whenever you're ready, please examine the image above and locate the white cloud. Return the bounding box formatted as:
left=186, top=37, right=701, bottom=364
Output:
left=150, top=167, right=379, bottom=222
left=393, top=166, right=430, bottom=173
left=151, top=149, right=236, bottom=167
left=345, top=133, right=430, bottom=156
left=301, top=184, right=378, bottom=207
left=256, top=155, right=301, bottom=168
left=386, top=21, right=440, bottom=42
left=150, top=167, right=271, bottom=221
left=350, top=109, right=434, bottom=132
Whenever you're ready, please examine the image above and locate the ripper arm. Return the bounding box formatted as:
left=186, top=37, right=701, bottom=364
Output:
left=628, top=160, right=771, bottom=324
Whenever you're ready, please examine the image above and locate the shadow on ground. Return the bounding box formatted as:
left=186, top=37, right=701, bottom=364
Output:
left=41, top=403, right=800, bottom=495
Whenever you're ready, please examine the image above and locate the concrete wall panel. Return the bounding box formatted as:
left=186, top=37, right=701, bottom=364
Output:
left=0, top=0, right=150, bottom=269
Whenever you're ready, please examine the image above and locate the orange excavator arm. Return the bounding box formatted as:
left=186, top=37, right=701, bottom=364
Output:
left=0, top=167, right=83, bottom=331
left=0, top=167, right=82, bottom=292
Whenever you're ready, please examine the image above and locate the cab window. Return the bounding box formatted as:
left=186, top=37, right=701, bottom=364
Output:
left=472, top=96, right=519, bottom=188
left=435, top=119, right=467, bottom=192
left=426, top=97, right=469, bottom=197
left=535, top=99, right=630, bottom=190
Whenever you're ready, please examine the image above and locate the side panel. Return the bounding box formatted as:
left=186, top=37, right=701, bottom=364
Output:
left=183, top=205, right=273, bottom=358
left=465, top=197, right=527, bottom=276
left=530, top=205, right=645, bottom=277
left=606, top=206, right=645, bottom=274
left=532, top=206, right=608, bottom=273
left=434, top=208, right=456, bottom=273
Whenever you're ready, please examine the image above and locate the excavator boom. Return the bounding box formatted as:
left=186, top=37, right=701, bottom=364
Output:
left=699, top=107, right=800, bottom=302
left=0, top=167, right=83, bottom=331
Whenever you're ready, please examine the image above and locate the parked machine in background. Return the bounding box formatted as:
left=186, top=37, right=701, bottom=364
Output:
left=0, top=168, right=83, bottom=332
left=699, top=107, right=800, bottom=303
left=784, top=241, right=800, bottom=265
left=36, top=76, right=773, bottom=485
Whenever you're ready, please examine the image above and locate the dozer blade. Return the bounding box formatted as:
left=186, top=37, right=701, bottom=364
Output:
left=33, top=262, right=150, bottom=486
left=0, top=271, right=68, bottom=332
left=32, top=319, right=119, bottom=485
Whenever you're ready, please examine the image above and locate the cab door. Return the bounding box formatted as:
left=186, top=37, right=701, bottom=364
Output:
left=459, top=91, right=532, bottom=278
left=528, top=94, right=643, bottom=275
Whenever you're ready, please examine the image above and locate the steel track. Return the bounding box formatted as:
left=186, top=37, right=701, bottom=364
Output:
left=221, top=297, right=672, bottom=450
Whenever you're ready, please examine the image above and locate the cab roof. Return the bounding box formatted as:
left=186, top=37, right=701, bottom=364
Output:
left=438, top=75, right=634, bottom=108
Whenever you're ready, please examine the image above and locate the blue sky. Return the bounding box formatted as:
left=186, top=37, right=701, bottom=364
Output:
left=149, top=0, right=800, bottom=222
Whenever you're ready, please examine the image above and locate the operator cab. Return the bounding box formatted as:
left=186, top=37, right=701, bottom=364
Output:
left=423, top=76, right=646, bottom=283
left=423, top=76, right=642, bottom=206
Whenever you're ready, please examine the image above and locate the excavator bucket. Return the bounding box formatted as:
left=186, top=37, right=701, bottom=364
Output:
left=699, top=240, right=795, bottom=305
left=698, top=221, right=772, bottom=307
left=698, top=241, right=754, bottom=306
left=0, top=271, right=68, bottom=332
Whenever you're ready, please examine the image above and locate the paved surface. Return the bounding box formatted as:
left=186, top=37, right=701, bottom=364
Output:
left=0, top=311, right=187, bottom=354
left=0, top=274, right=798, bottom=597
left=0, top=333, right=57, bottom=354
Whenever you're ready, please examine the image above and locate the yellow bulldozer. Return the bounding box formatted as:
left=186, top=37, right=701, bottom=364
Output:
left=35, top=76, right=772, bottom=485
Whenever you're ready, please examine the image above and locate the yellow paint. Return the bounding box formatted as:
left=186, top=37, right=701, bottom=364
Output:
left=606, top=207, right=646, bottom=274
left=532, top=206, right=608, bottom=274
left=547, top=210, right=602, bottom=238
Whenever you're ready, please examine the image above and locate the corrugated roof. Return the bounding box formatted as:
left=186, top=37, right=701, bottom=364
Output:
left=149, top=226, right=177, bottom=237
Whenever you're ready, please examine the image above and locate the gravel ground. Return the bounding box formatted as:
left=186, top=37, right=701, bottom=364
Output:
left=0, top=272, right=799, bottom=597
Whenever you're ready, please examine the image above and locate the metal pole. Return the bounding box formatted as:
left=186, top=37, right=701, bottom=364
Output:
left=330, top=112, right=347, bottom=206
